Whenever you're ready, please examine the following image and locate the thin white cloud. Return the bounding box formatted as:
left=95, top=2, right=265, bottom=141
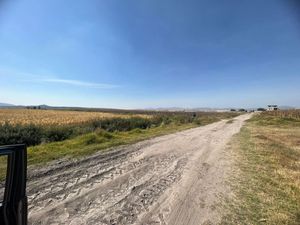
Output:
left=0, top=66, right=119, bottom=89
left=41, top=78, right=119, bottom=89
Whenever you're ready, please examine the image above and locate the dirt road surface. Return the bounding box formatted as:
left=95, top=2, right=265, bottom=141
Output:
left=28, top=114, right=251, bottom=225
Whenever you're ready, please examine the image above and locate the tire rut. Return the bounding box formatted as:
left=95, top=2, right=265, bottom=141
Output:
left=27, top=114, right=252, bottom=225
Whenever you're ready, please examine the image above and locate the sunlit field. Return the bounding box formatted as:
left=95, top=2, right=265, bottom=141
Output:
left=0, top=109, right=147, bottom=126
left=262, top=109, right=300, bottom=120
left=0, top=109, right=238, bottom=168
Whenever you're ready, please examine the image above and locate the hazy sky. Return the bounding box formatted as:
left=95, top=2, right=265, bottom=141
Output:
left=0, top=0, right=300, bottom=108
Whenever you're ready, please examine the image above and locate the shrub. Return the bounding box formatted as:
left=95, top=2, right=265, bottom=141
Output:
left=0, top=123, right=43, bottom=146
left=257, top=108, right=266, bottom=111
left=43, top=126, right=74, bottom=142
left=89, top=117, right=153, bottom=132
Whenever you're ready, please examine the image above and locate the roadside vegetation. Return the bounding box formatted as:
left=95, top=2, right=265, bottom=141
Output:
left=0, top=117, right=157, bottom=146
left=27, top=123, right=195, bottom=165
left=0, top=109, right=237, bottom=147
left=222, top=110, right=300, bottom=225
left=27, top=111, right=237, bottom=165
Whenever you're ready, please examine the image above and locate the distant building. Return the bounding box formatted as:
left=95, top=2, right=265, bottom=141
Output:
left=267, top=105, right=278, bottom=111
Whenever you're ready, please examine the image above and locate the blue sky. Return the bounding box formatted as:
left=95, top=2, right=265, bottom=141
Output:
left=0, top=0, right=299, bottom=108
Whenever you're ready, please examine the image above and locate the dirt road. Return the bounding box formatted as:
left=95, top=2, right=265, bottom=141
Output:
left=28, top=114, right=251, bottom=225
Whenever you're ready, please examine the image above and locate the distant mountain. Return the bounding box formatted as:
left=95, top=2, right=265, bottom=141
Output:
left=145, top=107, right=232, bottom=112
left=0, top=102, right=15, bottom=107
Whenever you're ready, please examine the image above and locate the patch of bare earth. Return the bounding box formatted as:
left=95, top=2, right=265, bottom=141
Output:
left=27, top=114, right=251, bottom=225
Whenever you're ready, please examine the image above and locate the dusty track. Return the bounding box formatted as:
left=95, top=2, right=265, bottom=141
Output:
left=28, top=114, right=251, bottom=225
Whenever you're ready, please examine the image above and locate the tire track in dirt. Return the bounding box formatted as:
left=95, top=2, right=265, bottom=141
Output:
left=27, top=114, right=251, bottom=225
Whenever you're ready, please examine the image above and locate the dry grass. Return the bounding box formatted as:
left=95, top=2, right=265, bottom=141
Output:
left=251, top=110, right=300, bottom=127
left=0, top=109, right=147, bottom=126
left=221, top=111, right=300, bottom=225
left=263, top=109, right=300, bottom=119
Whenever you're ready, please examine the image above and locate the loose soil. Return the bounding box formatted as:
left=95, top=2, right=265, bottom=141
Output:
left=28, top=114, right=251, bottom=225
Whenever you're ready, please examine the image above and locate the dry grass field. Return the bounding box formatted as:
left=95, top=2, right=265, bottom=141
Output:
left=263, top=109, right=300, bottom=119
left=0, top=109, right=147, bottom=126
left=222, top=110, right=300, bottom=225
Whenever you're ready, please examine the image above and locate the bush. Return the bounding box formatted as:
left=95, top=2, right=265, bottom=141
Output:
left=89, top=117, right=153, bottom=132
left=257, top=108, right=266, bottom=111
left=43, top=126, right=75, bottom=142
left=0, top=117, right=156, bottom=146
left=0, top=123, right=43, bottom=146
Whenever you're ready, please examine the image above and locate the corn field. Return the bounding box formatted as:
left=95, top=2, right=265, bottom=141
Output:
left=0, top=109, right=147, bottom=126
